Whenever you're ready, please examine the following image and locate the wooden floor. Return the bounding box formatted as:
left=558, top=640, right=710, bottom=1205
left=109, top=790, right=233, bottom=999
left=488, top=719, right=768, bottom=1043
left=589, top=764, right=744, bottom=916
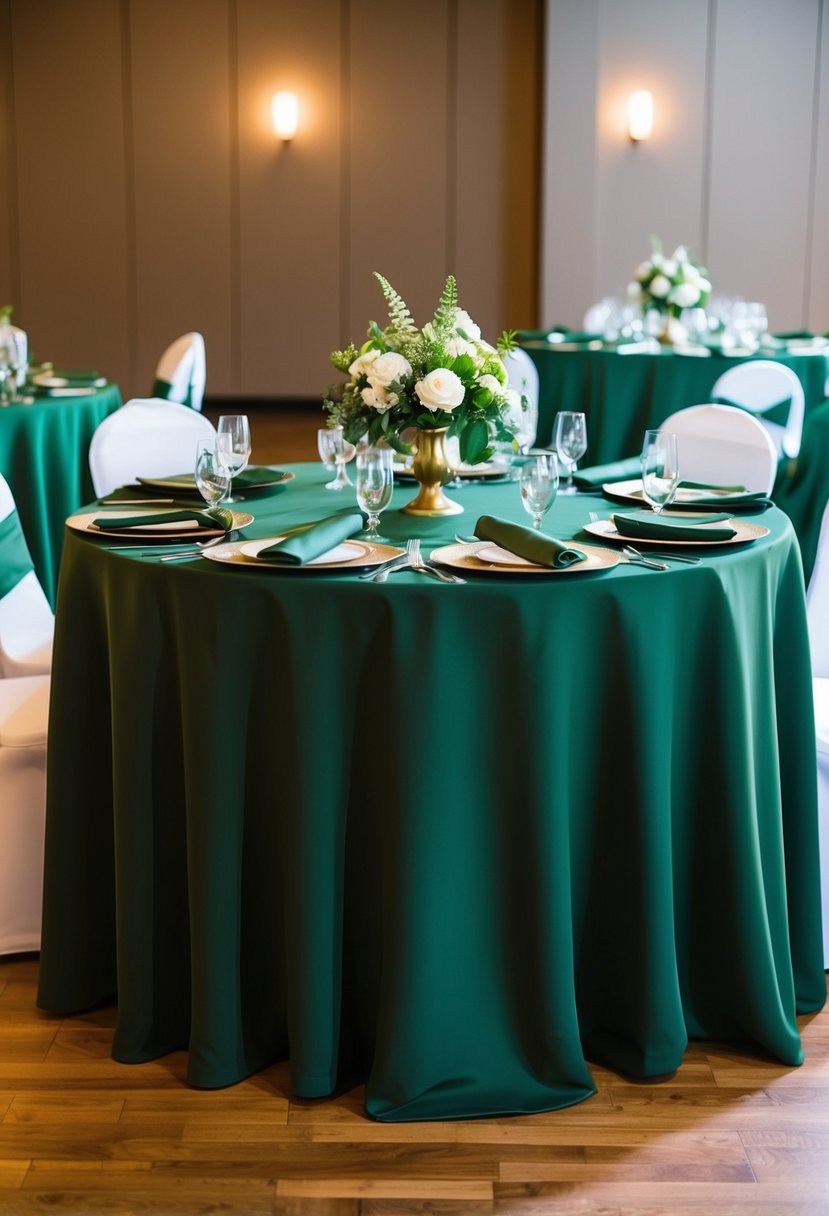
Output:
left=1, top=956, right=828, bottom=1215
left=3, top=407, right=828, bottom=1213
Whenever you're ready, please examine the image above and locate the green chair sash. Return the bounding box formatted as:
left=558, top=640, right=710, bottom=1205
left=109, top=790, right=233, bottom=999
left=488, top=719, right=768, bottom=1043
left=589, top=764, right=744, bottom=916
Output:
left=0, top=509, right=36, bottom=599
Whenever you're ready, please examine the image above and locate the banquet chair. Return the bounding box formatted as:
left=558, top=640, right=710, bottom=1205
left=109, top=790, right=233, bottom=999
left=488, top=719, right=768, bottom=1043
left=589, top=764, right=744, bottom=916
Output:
left=0, top=673, right=49, bottom=955
left=88, top=397, right=216, bottom=498
left=712, top=360, right=805, bottom=460
left=806, top=499, right=829, bottom=967
left=503, top=348, right=540, bottom=448
left=0, top=474, right=54, bottom=677
left=658, top=404, right=778, bottom=494
left=153, top=332, right=207, bottom=412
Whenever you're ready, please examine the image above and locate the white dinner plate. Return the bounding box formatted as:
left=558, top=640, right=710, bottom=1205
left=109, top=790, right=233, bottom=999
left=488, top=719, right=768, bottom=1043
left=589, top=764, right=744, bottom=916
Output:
left=583, top=515, right=769, bottom=548
left=137, top=469, right=295, bottom=493
left=201, top=537, right=404, bottom=571
left=32, top=374, right=107, bottom=389
left=430, top=540, right=621, bottom=575
left=601, top=478, right=766, bottom=509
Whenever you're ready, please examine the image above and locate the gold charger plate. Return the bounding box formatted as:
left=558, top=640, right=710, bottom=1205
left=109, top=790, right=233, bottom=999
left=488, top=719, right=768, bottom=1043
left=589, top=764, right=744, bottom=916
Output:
left=601, top=478, right=760, bottom=508
left=68, top=508, right=253, bottom=543
left=583, top=515, right=769, bottom=548
left=201, top=537, right=404, bottom=571
left=430, top=540, right=621, bottom=575
left=137, top=470, right=295, bottom=493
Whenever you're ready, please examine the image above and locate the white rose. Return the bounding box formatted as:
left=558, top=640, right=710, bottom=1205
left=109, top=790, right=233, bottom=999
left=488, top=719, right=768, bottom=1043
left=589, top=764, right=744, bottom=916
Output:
left=672, top=245, right=689, bottom=263
left=445, top=336, right=477, bottom=360
left=415, top=368, right=466, bottom=412
left=626, top=280, right=642, bottom=298
left=349, top=349, right=380, bottom=378
left=661, top=259, right=677, bottom=278
left=361, top=385, right=377, bottom=406
left=367, top=351, right=412, bottom=390
left=476, top=373, right=501, bottom=394
left=362, top=384, right=394, bottom=414
left=697, top=277, right=712, bottom=294
left=635, top=260, right=653, bottom=281
left=649, top=274, right=671, bottom=299
left=454, top=309, right=481, bottom=340
left=651, top=252, right=666, bottom=269
left=669, top=282, right=701, bottom=308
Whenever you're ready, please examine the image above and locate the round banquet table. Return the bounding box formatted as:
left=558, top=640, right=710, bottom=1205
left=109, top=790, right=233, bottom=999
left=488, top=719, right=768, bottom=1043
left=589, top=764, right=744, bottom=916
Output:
left=0, top=383, right=122, bottom=605
left=522, top=340, right=829, bottom=464
left=37, top=464, right=826, bottom=1122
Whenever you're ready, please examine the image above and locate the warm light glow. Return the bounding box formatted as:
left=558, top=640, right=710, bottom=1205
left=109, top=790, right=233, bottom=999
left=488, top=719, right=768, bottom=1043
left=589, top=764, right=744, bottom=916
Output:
left=272, top=91, right=299, bottom=141
left=627, top=90, right=654, bottom=142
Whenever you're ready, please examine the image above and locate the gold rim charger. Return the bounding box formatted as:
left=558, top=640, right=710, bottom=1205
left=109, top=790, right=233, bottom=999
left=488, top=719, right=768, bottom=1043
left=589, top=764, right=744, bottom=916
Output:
left=583, top=515, right=769, bottom=548
left=601, top=479, right=759, bottom=507
left=67, top=509, right=254, bottom=542
left=430, top=540, right=621, bottom=575
left=137, top=470, right=295, bottom=492
left=201, top=537, right=405, bottom=571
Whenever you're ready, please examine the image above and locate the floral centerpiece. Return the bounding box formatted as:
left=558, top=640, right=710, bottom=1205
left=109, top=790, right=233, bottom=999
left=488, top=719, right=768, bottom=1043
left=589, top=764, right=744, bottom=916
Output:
left=627, top=239, right=711, bottom=343
left=323, top=273, right=520, bottom=515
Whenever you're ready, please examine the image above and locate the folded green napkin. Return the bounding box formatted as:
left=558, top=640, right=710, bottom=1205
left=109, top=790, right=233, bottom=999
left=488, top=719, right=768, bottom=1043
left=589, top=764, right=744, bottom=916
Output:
left=256, top=510, right=364, bottom=566
left=573, top=456, right=643, bottom=488
left=670, top=479, right=773, bottom=511
left=612, top=511, right=736, bottom=541
left=93, top=508, right=233, bottom=532
left=474, top=514, right=586, bottom=567
left=137, top=466, right=285, bottom=492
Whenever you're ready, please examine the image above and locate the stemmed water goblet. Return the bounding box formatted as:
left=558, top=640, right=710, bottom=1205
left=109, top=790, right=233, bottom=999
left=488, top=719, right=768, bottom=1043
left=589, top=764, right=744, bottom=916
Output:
left=519, top=452, right=558, bottom=530
left=355, top=447, right=393, bottom=541
left=640, top=430, right=680, bottom=514
left=216, top=415, right=251, bottom=503
left=553, top=411, right=587, bottom=494
left=318, top=425, right=353, bottom=490
left=194, top=442, right=232, bottom=510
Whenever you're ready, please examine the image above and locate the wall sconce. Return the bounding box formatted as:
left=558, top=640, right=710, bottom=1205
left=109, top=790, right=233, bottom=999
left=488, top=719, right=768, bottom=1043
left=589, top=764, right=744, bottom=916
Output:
left=271, top=91, right=299, bottom=141
left=627, top=90, right=653, bottom=143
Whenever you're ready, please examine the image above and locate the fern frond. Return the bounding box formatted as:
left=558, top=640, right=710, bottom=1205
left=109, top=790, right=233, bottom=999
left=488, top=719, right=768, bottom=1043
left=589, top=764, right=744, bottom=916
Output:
left=433, top=275, right=458, bottom=331
left=373, top=272, right=419, bottom=343
left=496, top=329, right=518, bottom=356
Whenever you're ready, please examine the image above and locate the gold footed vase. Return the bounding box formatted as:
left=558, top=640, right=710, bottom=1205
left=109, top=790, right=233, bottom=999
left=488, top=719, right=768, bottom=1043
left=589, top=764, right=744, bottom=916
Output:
left=401, top=427, right=463, bottom=517
left=656, top=311, right=687, bottom=346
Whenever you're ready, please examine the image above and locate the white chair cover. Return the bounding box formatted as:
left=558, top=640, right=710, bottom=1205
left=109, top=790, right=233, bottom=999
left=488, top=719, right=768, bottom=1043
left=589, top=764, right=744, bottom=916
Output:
left=503, top=348, right=540, bottom=449
left=154, top=332, right=207, bottom=412
left=712, top=360, right=805, bottom=460
left=658, top=404, right=778, bottom=494
left=88, top=398, right=216, bottom=498
left=806, top=500, right=829, bottom=966
left=0, top=674, right=49, bottom=955
left=0, top=474, right=54, bottom=677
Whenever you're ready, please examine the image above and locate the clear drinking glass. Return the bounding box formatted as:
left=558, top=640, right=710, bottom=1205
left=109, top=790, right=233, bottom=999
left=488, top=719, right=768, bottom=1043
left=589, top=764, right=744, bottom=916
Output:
left=520, top=452, right=558, bottom=530
left=194, top=443, right=231, bottom=508
left=641, top=430, right=679, bottom=514
left=318, top=425, right=352, bottom=489
left=216, top=415, right=251, bottom=502
left=553, top=411, right=587, bottom=493
left=355, top=447, right=393, bottom=540
left=0, top=337, right=12, bottom=407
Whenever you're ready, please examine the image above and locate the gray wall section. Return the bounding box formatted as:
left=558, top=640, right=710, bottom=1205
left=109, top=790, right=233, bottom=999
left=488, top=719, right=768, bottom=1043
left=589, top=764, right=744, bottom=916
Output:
left=0, top=0, right=540, bottom=400
left=542, top=0, right=827, bottom=332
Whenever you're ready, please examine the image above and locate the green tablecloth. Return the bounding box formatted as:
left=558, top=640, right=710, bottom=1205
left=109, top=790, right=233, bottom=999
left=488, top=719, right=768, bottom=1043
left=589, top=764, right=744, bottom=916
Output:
left=0, top=384, right=122, bottom=605
left=523, top=343, right=828, bottom=462
left=37, top=465, right=825, bottom=1121
left=774, top=400, right=829, bottom=584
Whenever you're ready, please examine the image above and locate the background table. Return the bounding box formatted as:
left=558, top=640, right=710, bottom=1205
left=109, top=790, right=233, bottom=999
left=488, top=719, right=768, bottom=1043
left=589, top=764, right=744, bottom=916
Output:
left=37, top=466, right=825, bottom=1121
left=0, top=384, right=122, bottom=605
left=522, top=342, right=828, bottom=462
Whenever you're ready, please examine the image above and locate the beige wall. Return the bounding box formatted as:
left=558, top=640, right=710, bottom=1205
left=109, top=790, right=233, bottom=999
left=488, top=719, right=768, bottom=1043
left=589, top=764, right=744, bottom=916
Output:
left=542, top=0, right=828, bottom=332
left=0, top=0, right=541, bottom=400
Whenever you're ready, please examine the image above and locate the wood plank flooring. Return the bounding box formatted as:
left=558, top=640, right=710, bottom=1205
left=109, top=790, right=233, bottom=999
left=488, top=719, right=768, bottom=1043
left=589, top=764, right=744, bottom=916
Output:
left=3, top=407, right=828, bottom=1213
left=1, top=957, right=828, bottom=1214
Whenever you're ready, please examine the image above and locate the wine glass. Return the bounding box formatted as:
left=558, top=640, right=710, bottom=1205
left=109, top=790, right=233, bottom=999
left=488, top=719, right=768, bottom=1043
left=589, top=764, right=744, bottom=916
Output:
left=553, top=411, right=587, bottom=493
left=355, top=447, right=393, bottom=540
left=640, top=430, right=679, bottom=514
left=318, top=425, right=352, bottom=490
left=216, top=415, right=251, bottom=502
left=194, top=442, right=231, bottom=508
left=519, top=452, right=558, bottom=530
left=0, top=334, right=13, bottom=407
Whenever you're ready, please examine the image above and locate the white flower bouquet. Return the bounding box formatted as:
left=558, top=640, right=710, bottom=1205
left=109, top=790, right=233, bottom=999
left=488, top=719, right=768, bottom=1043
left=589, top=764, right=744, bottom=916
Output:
left=627, top=239, right=712, bottom=318
left=323, top=273, right=520, bottom=465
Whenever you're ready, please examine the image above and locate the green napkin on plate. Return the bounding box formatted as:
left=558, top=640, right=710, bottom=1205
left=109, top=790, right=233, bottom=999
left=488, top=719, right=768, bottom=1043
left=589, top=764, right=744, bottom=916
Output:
left=474, top=515, right=586, bottom=567
left=256, top=510, right=364, bottom=566
left=673, top=480, right=773, bottom=511
left=573, top=456, right=643, bottom=488
left=137, top=466, right=285, bottom=492
left=93, top=508, right=233, bottom=532
left=612, top=511, right=736, bottom=542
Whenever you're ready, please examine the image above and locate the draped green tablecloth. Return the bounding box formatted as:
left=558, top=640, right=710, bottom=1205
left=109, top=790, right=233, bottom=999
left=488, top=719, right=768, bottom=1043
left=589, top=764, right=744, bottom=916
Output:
left=0, top=383, right=122, bottom=605
left=523, top=343, right=828, bottom=462
left=37, top=464, right=825, bottom=1121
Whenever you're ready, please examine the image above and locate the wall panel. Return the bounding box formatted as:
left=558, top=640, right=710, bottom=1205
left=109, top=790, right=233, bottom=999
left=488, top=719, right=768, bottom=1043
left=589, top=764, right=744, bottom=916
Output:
left=129, top=0, right=234, bottom=397
left=0, top=0, right=17, bottom=312
left=808, top=0, right=829, bottom=328
left=10, top=0, right=130, bottom=384
left=236, top=0, right=343, bottom=397
left=707, top=0, right=819, bottom=328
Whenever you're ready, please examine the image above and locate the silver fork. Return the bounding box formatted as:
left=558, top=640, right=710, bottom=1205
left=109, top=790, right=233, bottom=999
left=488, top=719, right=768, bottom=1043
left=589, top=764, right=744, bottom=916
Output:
left=623, top=544, right=700, bottom=565
left=408, top=538, right=465, bottom=584
left=156, top=534, right=231, bottom=561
